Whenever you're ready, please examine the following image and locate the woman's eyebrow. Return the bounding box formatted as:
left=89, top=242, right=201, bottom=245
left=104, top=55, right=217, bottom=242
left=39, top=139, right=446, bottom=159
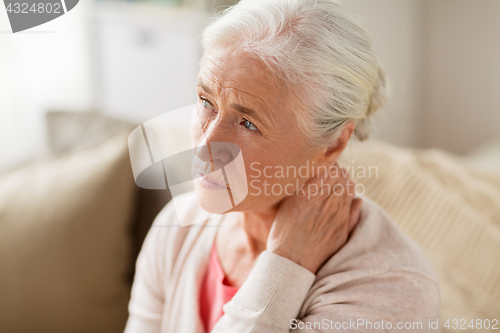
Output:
left=198, top=79, right=269, bottom=129
left=230, top=103, right=268, bottom=128
left=198, top=80, right=215, bottom=95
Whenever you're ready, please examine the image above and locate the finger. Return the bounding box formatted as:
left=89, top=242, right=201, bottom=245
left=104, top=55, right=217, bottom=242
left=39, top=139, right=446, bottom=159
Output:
left=333, top=162, right=351, bottom=179
left=323, top=178, right=354, bottom=230
left=323, top=166, right=351, bottom=197
left=342, top=180, right=356, bottom=220
left=348, top=197, right=363, bottom=233
left=299, top=167, right=336, bottom=198
left=300, top=163, right=351, bottom=199
left=331, top=171, right=353, bottom=198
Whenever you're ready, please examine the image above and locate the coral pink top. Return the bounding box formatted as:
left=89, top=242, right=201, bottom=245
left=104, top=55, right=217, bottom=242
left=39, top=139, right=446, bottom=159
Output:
left=199, top=242, right=239, bottom=333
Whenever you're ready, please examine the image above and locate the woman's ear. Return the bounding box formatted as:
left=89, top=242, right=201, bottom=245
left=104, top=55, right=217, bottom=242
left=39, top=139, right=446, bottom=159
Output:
left=316, top=121, right=356, bottom=169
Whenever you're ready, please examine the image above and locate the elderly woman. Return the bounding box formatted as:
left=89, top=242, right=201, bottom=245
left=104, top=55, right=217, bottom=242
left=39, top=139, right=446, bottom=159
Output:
left=125, top=0, right=440, bottom=332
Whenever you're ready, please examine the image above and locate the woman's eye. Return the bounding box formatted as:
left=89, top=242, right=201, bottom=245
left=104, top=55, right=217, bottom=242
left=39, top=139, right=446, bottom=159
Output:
left=201, top=98, right=215, bottom=110
left=243, top=119, right=259, bottom=131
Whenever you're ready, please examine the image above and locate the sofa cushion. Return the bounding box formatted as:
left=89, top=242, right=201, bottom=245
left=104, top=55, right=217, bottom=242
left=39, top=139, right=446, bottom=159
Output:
left=45, top=110, right=135, bottom=157
left=44, top=110, right=172, bottom=264
left=340, top=140, right=500, bottom=330
left=0, top=131, right=136, bottom=333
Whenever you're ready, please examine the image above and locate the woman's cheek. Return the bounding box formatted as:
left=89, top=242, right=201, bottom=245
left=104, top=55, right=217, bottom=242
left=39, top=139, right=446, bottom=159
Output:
left=190, top=111, right=205, bottom=146
left=243, top=165, right=269, bottom=195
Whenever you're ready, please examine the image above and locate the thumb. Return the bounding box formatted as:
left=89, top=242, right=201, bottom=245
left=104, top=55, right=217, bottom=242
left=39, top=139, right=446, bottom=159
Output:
left=348, top=198, right=362, bottom=233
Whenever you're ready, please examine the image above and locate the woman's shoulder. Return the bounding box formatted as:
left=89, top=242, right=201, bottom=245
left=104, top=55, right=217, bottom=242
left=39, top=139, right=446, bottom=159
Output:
left=147, top=191, right=197, bottom=242
left=141, top=191, right=218, bottom=269
left=322, top=195, right=438, bottom=279
left=152, top=190, right=215, bottom=227
left=362, top=195, right=438, bottom=280
left=308, top=195, right=441, bottom=319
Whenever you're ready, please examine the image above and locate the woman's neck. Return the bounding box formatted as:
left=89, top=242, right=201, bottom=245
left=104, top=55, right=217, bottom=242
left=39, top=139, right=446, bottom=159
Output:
left=234, top=203, right=280, bottom=255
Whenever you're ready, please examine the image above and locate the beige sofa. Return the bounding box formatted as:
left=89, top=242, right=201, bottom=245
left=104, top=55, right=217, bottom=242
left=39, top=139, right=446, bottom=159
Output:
left=339, top=141, right=500, bottom=331
left=0, top=111, right=498, bottom=332
left=0, top=112, right=171, bottom=333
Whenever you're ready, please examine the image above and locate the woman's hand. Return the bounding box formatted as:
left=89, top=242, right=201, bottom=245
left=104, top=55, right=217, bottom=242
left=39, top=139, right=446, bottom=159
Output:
left=266, top=163, right=363, bottom=274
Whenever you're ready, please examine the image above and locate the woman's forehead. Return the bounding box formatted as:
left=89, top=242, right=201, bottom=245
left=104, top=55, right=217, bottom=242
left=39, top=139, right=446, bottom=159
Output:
left=199, top=47, right=284, bottom=102
left=199, top=47, right=294, bottom=128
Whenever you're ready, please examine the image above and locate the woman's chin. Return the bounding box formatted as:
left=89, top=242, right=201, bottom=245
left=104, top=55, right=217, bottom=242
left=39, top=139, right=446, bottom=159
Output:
left=194, top=180, right=234, bottom=214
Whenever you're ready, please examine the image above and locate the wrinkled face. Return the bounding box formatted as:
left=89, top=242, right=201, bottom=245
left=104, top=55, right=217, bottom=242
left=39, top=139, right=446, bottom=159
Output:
left=191, top=45, right=320, bottom=213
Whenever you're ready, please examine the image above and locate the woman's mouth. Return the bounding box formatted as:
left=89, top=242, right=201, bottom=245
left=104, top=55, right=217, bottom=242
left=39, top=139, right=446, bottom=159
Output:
left=194, top=172, right=228, bottom=190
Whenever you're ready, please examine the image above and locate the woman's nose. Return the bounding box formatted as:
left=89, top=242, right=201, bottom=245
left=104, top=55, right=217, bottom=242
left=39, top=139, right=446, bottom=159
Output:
left=195, top=120, right=235, bottom=167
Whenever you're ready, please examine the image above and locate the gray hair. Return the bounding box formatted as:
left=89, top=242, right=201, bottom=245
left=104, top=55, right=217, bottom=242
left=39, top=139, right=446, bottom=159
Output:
left=200, top=0, right=390, bottom=146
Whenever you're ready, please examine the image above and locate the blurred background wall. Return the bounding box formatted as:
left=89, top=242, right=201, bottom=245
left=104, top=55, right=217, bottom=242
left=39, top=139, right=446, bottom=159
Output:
left=342, top=0, right=500, bottom=154
left=1, top=0, right=499, bottom=172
